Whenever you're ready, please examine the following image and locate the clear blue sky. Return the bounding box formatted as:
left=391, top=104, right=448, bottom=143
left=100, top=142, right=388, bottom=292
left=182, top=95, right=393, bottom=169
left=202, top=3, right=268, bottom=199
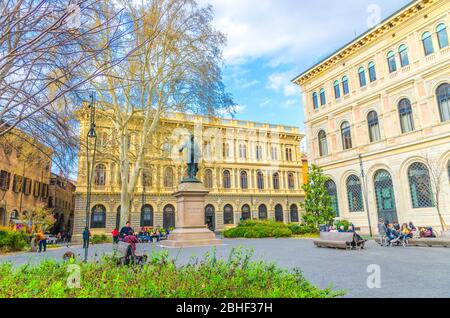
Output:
left=200, top=0, right=412, bottom=131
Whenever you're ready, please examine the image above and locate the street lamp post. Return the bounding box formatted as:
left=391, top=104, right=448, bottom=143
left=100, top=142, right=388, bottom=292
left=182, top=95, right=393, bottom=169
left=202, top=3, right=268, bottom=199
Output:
left=359, top=154, right=373, bottom=237
left=84, top=94, right=97, bottom=263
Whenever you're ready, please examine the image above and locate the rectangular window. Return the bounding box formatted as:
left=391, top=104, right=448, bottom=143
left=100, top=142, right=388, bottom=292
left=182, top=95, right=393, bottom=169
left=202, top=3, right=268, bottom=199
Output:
left=12, top=175, right=22, bottom=193
left=22, top=178, right=32, bottom=195
left=33, top=181, right=41, bottom=197
left=41, top=184, right=49, bottom=199
left=0, top=170, right=11, bottom=190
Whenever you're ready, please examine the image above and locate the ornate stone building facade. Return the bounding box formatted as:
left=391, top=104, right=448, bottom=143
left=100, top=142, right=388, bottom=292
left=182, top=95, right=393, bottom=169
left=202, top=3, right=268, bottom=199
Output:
left=293, top=0, right=450, bottom=234
left=73, top=112, right=306, bottom=240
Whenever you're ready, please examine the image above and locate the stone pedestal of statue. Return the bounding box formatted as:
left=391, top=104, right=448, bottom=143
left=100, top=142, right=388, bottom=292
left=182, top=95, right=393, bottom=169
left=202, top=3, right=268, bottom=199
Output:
left=160, top=182, right=223, bottom=248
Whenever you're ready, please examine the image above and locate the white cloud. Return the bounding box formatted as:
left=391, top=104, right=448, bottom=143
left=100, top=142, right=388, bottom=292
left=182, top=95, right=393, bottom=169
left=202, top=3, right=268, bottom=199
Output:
left=199, top=0, right=411, bottom=66
left=267, top=71, right=298, bottom=97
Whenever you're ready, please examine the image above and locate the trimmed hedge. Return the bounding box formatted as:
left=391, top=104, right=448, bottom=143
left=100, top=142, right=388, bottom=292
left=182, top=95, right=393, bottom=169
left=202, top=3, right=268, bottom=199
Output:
left=0, top=248, right=343, bottom=298
left=90, top=234, right=111, bottom=245
left=288, top=223, right=319, bottom=235
left=223, top=220, right=318, bottom=239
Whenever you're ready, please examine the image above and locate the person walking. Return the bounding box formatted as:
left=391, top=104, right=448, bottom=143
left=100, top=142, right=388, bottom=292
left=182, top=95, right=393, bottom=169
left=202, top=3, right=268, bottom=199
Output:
left=82, top=227, right=91, bottom=249
left=36, top=231, right=47, bottom=253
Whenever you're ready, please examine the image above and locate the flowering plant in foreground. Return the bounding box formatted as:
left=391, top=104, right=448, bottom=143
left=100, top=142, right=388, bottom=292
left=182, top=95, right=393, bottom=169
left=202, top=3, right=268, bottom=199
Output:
left=0, top=248, right=344, bottom=298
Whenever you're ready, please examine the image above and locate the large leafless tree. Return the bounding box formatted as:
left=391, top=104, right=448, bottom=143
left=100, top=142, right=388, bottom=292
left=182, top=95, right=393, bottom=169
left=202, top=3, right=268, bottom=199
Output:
left=83, top=0, right=234, bottom=227
left=0, top=0, right=149, bottom=174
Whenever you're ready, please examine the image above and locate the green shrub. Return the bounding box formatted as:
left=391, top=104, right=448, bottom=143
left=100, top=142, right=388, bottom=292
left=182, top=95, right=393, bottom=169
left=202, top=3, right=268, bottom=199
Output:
left=224, top=221, right=293, bottom=238
left=0, top=248, right=344, bottom=298
left=0, top=228, right=30, bottom=253
left=334, top=220, right=351, bottom=232
left=288, top=223, right=319, bottom=235
left=90, top=234, right=111, bottom=245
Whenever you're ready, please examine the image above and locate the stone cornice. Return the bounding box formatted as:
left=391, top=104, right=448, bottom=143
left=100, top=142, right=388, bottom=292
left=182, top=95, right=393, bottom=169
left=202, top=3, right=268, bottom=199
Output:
left=292, top=0, right=434, bottom=86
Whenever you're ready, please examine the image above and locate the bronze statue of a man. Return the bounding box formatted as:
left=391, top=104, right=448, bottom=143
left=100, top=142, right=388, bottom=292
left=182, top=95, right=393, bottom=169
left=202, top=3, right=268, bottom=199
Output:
left=179, top=134, right=201, bottom=183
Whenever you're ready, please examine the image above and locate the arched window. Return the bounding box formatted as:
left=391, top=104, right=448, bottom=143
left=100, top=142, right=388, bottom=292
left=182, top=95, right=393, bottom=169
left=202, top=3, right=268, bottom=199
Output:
left=257, top=171, right=265, bottom=190
left=341, top=121, right=352, bottom=150
left=342, top=76, right=350, bottom=95
left=223, top=170, right=231, bottom=189
left=241, top=204, right=251, bottom=220
left=141, top=168, right=152, bottom=188
left=10, top=210, right=19, bottom=220
left=204, top=169, right=213, bottom=189
left=387, top=51, right=397, bottom=73
left=240, top=171, right=248, bottom=189
left=290, top=204, right=299, bottom=222
left=358, top=67, right=366, bottom=87
left=272, top=172, right=279, bottom=190
left=399, top=44, right=409, bottom=67
left=437, top=24, right=449, bottom=49
left=398, top=99, right=415, bottom=133
left=164, top=167, right=174, bottom=188
left=224, top=204, right=234, bottom=225
left=94, top=164, right=106, bottom=186
left=408, top=163, right=435, bottom=208
left=334, top=80, right=341, bottom=99
left=368, top=61, right=377, bottom=82
left=318, top=130, right=328, bottom=157
left=367, top=111, right=381, bottom=142
left=346, top=175, right=364, bottom=212
left=422, top=31, right=434, bottom=56
left=258, top=204, right=267, bottom=220
left=447, top=160, right=450, bottom=182
left=312, top=92, right=319, bottom=110
left=437, top=83, right=450, bottom=122
left=275, top=204, right=284, bottom=222
left=116, top=206, right=121, bottom=229
left=319, top=88, right=326, bottom=106
left=141, top=204, right=153, bottom=227
left=91, top=205, right=106, bottom=228
left=325, top=180, right=339, bottom=216
left=288, top=173, right=295, bottom=190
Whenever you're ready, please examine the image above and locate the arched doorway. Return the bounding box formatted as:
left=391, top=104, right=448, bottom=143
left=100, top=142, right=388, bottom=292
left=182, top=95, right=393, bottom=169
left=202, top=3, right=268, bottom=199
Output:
left=374, top=170, right=398, bottom=223
left=205, top=205, right=215, bottom=231
left=274, top=204, right=283, bottom=222
left=141, top=204, right=154, bottom=227
left=163, top=204, right=175, bottom=230
left=325, top=179, right=339, bottom=217
left=241, top=204, right=251, bottom=221
left=258, top=204, right=267, bottom=220
left=0, top=208, right=6, bottom=226
left=223, top=204, right=234, bottom=225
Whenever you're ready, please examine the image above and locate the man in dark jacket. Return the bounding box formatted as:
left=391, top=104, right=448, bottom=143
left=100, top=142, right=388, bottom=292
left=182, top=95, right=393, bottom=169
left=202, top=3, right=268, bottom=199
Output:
left=120, top=222, right=133, bottom=239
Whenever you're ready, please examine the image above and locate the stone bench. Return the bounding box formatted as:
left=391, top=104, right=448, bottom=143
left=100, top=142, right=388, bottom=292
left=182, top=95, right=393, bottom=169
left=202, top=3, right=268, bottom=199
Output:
left=313, top=232, right=362, bottom=250
left=408, top=231, right=450, bottom=248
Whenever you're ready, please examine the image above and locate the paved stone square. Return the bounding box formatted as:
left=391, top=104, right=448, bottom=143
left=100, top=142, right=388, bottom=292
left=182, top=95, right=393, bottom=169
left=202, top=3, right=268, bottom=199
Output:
left=1, top=238, right=449, bottom=298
